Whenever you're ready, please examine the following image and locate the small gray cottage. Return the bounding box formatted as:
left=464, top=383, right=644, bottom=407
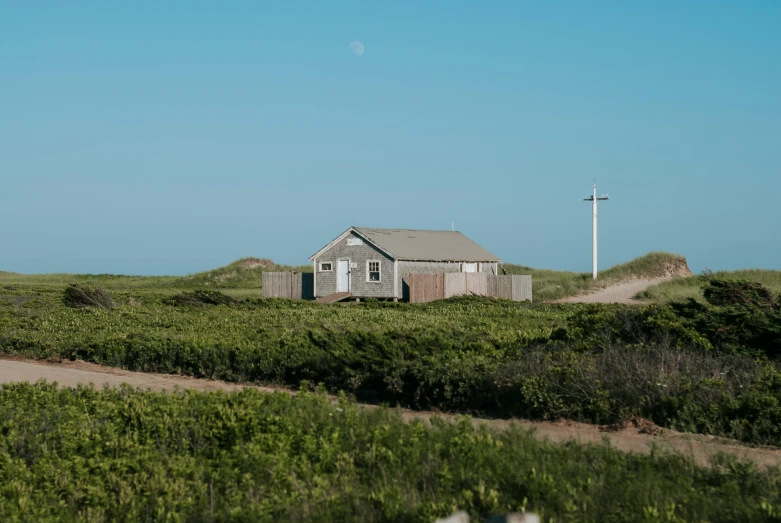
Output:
left=309, top=227, right=501, bottom=301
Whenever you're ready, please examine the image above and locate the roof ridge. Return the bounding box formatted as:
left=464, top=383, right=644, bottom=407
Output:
left=354, top=226, right=463, bottom=233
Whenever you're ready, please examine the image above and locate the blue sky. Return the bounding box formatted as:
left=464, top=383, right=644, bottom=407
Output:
left=2, top=1, right=779, bottom=275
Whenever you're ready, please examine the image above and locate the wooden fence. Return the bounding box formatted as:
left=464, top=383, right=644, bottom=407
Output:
left=408, top=273, right=445, bottom=303
left=409, top=273, right=532, bottom=303
left=261, top=272, right=314, bottom=300
left=263, top=271, right=530, bottom=303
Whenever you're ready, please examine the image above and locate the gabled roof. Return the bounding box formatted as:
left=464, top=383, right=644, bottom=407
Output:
left=309, top=227, right=501, bottom=262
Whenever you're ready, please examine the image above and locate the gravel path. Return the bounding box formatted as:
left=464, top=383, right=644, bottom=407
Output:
left=556, top=277, right=671, bottom=304
left=2, top=356, right=780, bottom=469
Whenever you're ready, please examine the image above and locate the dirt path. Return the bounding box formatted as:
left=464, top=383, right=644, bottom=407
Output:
left=555, top=277, right=670, bottom=304
left=2, top=357, right=780, bottom=469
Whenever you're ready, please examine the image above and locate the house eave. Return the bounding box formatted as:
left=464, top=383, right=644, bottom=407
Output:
left=397, top=258, right=502, bottom=263
left=308, top=227, right=398, bottom=262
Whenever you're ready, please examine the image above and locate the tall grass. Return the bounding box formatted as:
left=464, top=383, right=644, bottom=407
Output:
left=504, top=252, right=689, bottom=302
left=2, top=253, right=688, bottom=301
left=0, top=272, right=177, bottom=288
left=0, top=257, right=312, bottom=292
left=641, top=269, right=781, bottom=303
left=166, top=257, right=312, bottom=289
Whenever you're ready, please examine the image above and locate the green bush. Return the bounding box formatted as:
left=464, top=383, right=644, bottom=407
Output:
left=703, top=278, right=778, bottom=309
left=671, top=279, right=781, bottom=357
left=550, top=304, right=712, bottom=352
left=61, top=284, right=115, bottom=309
left=169, top=290, right=238, bottom=307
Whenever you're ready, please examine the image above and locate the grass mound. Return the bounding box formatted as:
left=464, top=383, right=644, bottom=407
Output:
left=600, top=252, right=691, bottom=280
left=61, top=284, right=115, bottom=309
left=168, top=257, right=312, bottom=289
left=504, top=252, right=690, bottom=302
left=640, top=269, right=781, bottom=303
left=169, top=290, right=238, bottom=307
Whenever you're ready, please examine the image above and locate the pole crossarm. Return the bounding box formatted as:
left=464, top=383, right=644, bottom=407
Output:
left=584, top=183, right=609, bottom=280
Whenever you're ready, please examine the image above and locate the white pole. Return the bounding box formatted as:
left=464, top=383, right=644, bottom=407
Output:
left=593, top=184, right=598, bottom=280
left=584, top=182, right=608, bottom=280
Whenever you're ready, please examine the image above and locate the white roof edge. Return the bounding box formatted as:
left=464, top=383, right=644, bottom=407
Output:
left=308, top=228, right=354, bottom=261
left=308, top=227, right=398, bottom=261
left=397, top=258, right=502, bottom=263
left=310, top=227, right=500, bottom=263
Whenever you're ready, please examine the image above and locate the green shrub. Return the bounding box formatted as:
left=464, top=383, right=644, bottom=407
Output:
left=61, top=284, right=115, bottom=309
left=703, top=278, right=778, bottom=309
left=551, top=304, right=712, bottom=352
left=671, top=279, right=781, bottom=357
left=169, top=290, right=238, bottom=307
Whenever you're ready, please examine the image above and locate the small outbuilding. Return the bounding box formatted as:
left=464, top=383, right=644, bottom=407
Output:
left=309, top=226, right=501, bottom=301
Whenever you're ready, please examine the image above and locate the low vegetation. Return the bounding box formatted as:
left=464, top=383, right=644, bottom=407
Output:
left=641, top=268, right=781, bottom=303
left=0, top=257, right=311, bottom=294
left=504, top=251, right=690, bottom=302
left=2, top=258, right=781, bottom=520
left=3, top=252, right=687, bottom=302
left=166, top=257, right=312, bottom=289
left=168, top=289, right=239, bottom=307
left=2, top=272, right=781, bottom=446
left=3, top=382, right=781, bottom=522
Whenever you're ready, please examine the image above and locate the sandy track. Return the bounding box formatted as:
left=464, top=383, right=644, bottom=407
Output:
left=555, top=277, right=670, bottom=304
left=2, top=357, right=780, bottom=469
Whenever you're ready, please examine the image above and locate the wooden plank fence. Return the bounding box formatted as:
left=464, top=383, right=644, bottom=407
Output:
left=262, top=271, right=530, bottom=303
left=261, top=272, right=314, bottom=300
left=444, top=273, right=490, bottom=298
left=444, top=272, right=468, bottom=298
left=408, top=273, right=445, bottom=303
left=411, top=273, right=531, bottom=303
left=511, top=274, right=532, bottom=302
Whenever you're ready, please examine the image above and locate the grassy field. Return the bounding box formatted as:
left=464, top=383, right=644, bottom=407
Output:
left=640, top=269, right=781, bottom=303
left=2, top=252, right=688, bottom=302
left=0, top=257, right=311, bottom=295
left=503, top=252, right=690, bottom=302
left=3, top=382, right=781, bottom=523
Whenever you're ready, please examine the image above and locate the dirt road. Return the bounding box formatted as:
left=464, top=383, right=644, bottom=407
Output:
left=2, top=357, right=780, bottom=469
left=555, top=277, right=670, bottom=304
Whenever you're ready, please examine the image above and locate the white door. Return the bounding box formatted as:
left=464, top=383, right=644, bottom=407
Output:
left=337, top=260, right=350, bottom=292
left=461, top=262, right=478, bottom=273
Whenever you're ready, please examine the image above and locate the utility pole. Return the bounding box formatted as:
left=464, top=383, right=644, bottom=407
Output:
left=584, top=182, right=609, bottom=279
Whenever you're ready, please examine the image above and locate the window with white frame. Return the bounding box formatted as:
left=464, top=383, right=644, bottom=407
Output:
left=460, top=262, right=478, bottom=273
left=367, top=260, right=381, bottom=282
left=319, top=262, right=333, bottom=272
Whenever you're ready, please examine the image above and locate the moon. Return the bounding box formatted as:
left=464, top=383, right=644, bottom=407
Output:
left=349, top=41, right=364, bottom=57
